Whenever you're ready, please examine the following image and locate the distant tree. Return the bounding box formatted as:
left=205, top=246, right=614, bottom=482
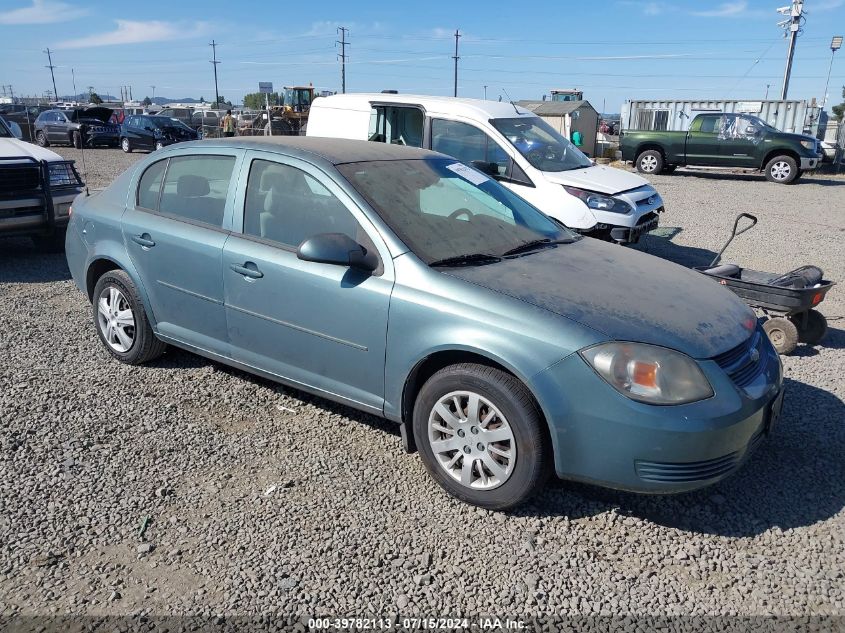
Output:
left=89, top=92, right=103, bottom=104
left=243, top=92, right=280, bottom=109
left=141, top=96, right=152, bottom=106
left=831, top=86, right=845, bottom=121
left=200, top=96, right=205, bottom=103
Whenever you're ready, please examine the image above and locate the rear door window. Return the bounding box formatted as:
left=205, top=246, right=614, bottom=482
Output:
left=158, top=155, right=236, bottom=227
left=368, top=106, right=424, bottom=147
left=137, top=159, right=167, bottom=210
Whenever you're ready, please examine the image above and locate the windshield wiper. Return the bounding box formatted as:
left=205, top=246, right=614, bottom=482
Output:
left=501, top=238, right=574, bottom=257
left=429, top=253, right=502, bottom=268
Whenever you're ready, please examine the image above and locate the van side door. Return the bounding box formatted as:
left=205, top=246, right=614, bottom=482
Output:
left=368, top=105, right=425, bottom=147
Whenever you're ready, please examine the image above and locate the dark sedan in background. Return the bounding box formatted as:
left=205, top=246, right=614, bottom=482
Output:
left=34, top=107, right=120, bottom=149
left=120, top=115, right=199, bottom=153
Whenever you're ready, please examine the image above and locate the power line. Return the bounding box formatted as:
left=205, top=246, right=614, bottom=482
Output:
left=337, top=27, right=349, bottom=93
left=209, top=40, right=220, bottom=106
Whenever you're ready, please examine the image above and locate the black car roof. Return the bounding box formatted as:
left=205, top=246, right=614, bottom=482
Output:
left=188, top=136, right=446, bottom=165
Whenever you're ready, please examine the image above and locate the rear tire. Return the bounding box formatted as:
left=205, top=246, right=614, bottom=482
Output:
left=121, top=137, right=132, bottom=153
left=412, top=363, right=550, bottom=510
left=92, top=270, right=166, bottom=365
left=636, top=150, right=663, bottom=175
left=155, top=141, right=164, bottom=151
left=36, top=131, right=49, bottom=147
left=764, top=155, right=798, bottom=184
left=790, top=309, right=827, bottom=345
left=763, top=317, right=799, bottom=355
left=72, top=131, right=82, bottom=149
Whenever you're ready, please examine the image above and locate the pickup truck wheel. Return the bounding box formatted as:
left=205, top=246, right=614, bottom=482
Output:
left=35, top=131, right=49, bottom=147
left=765, top=155, right=798, bottom=184
left=412, top=363, right=550, bottom=510
left=92, top=270, right=166, bottom=365
left=31, top=229, right=66, bottom=253
left=72, top=131, right=82, bottom=149
left=636, top=150, right=663, bottom=174
left=121, top=137, right=132, bottom=153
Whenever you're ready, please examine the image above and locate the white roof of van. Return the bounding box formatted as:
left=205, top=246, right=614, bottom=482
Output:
left=313, top=93, right=535, bottom=119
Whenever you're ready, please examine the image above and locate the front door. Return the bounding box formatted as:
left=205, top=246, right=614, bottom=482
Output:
left=121, top=151, right=241, bottom=355
left=685, top=114, right=724, bottom=166
left=223, top=153, right=393, bottom=411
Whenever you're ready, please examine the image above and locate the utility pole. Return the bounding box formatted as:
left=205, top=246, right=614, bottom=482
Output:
left=150, top=85, right=156, bottom=100
left=483, top=85, right=487, bottom=100
left=71, top=69, right=77, bottom=100
left=765, top=83, right=771, bottom=99
left=209, top=40, right=220, bottom=107
left=822, top=36, right=843, bottom=109
left=337, top=27, right=348, bottom=94
left=44, top=48, right=58, bottom=102
left=452, top=29, right=461, bottom=97
left=777, top=1, right=804, bottom=100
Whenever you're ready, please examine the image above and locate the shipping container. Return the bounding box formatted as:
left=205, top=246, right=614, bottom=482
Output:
left=621, top=99, right=821, bottom=136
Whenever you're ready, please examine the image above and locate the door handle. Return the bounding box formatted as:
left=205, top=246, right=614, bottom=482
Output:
left=131, top=233, right=155, bottom=248
left=230, top=262, right=264, bottom=279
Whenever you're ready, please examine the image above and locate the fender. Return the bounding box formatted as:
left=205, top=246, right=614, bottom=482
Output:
left=85, top=241, right=159, bottom=328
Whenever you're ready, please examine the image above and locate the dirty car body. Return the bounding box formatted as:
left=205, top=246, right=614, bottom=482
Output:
left=64, top=137, right=784, bottom=508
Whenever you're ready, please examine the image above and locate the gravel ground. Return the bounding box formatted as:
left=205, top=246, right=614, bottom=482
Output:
left=1, top=148, right=843, bottom=624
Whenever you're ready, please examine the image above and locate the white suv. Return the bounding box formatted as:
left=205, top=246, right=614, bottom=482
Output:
left=307, top=93, right=664, bottom=243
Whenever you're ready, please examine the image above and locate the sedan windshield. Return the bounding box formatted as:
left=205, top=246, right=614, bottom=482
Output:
left=492, top=117, right=592, bottom=172
left=337, top=158, right=576, bottom=264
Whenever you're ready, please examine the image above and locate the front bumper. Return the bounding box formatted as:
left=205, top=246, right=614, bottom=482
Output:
left=83, top=130, right=119, bottom=146
left=532, top=334, right=783, bottom=493
left=799, top=155, right=820, bottom=170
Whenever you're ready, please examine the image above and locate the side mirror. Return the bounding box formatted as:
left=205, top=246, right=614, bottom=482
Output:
left=297, top=233, right=378, bottom=272
left=745, top=125, right=758, bottom=135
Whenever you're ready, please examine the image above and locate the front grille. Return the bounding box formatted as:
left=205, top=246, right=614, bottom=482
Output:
left=0, top=165, right=40, bottom=195
left=636, top=211, right=658, bottom=226
left=712, top=329, right=767, bottom=388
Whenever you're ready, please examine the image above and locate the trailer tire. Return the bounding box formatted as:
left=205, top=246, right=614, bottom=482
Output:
left=763, top=317, right=799, bottom=355
left=764, top=155, right=798, bottom=184
left=636, top=150, right=663, bottom=175
left=790, top=309, right=827, bottom=345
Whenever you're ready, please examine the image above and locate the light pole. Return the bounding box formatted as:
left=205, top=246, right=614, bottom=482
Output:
left=822, top=36, right=843, bottom=109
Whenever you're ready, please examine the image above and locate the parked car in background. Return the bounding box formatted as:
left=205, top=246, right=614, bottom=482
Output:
left=65, top=136, right=783, bottom=509
left=0, top=104, right=50, bottom=142
left=120, top=114, right=198, bottom=152
left=34, top=107, right=120, bottom=149
left=307, top=94, right=664, bottom=244
left=0, top=115, right=84, bottom=251
left=620, top=112, right=823, bottom=184
left=156, top=108, right=196, bottom=130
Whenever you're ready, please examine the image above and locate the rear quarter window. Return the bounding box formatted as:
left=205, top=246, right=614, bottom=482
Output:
left=137, top=159, right=167, bottom=210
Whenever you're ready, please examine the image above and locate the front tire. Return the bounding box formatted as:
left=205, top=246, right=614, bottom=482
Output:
left=636, top=150, right=663, bottom=175
left=413, top=363, right=550, bottom=510
left=36, top=131, right=49, bottom=147
left=763, top=317, right=799, bottom=355
left=765, top=155, right=798, bottom=184
left=155, top=141, right=164, bottom=151
left=121, top=137, right=132, bottom=153
left=92, top=270, right=166, bottom=365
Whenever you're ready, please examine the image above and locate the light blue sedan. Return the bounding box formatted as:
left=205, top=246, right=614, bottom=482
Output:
left=65, top=137, right=783, bottom=509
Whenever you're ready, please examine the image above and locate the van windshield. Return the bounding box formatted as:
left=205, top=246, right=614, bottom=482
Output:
left=492, top=117, right=592, bottom=172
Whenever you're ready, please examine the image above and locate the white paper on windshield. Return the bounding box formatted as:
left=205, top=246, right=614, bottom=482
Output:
left=445, top=162, right=489, bottom=186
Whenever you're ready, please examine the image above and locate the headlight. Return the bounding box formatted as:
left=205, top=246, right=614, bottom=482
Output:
left=799, top=140, right=815, bottom=151
left=580, top=342, right=713, bottom=405
left=563, top=186, right=632, bottom=214
left=48, top=163, right=78, bottom=187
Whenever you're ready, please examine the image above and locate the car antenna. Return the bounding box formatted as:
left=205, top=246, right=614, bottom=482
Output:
left=501, top=88, right=520, bottom=115
left=78, top=141, right=90, bottom=196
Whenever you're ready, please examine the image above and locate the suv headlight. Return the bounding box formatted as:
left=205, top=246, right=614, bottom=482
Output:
left=564, top=186, right=632, bottom=214
left=48, top=162, right=78, bottom=187
left=580, top=342, right=714, bottom=405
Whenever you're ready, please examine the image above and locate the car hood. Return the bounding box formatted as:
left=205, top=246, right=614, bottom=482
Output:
left=543, top=164, right=651, bottom=195
left=445, top=238, right=754, bottom=359
left=0, top=137, right=63, bottom=162
left=74, top=107, right=114, bottom=124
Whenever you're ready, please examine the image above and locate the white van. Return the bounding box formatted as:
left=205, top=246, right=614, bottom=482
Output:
left=307, top=93, right=664, bottom=243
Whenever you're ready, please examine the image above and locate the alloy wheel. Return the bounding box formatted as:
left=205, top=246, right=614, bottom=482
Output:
left=121, top=138, right=130, bottom=152
left=96, top=286, right=136, bottom=353
left=770, top=161, right=791, bottom=181
left=640, top=155, right=658, bottom=172
left=427, top=390, right=516, bottom=490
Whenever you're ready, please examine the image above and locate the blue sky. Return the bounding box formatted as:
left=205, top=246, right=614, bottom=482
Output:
left=1, top=0, right=844, bottom=112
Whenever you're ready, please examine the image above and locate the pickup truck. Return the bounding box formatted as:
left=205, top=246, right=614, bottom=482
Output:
left=0, top=116, right=85, bottom=251
left=620, top=112, right=822, bottom=184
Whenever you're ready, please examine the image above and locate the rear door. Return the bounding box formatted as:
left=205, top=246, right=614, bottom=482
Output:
left=222, top=151, right=393, bottom=411
left=717, top=114, right=763, bottom=167
left=121, top=149, right=242, bottom=355
left=47, top=112, right=66, bottom=144
left=684, top=114, right=724, bottom=166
